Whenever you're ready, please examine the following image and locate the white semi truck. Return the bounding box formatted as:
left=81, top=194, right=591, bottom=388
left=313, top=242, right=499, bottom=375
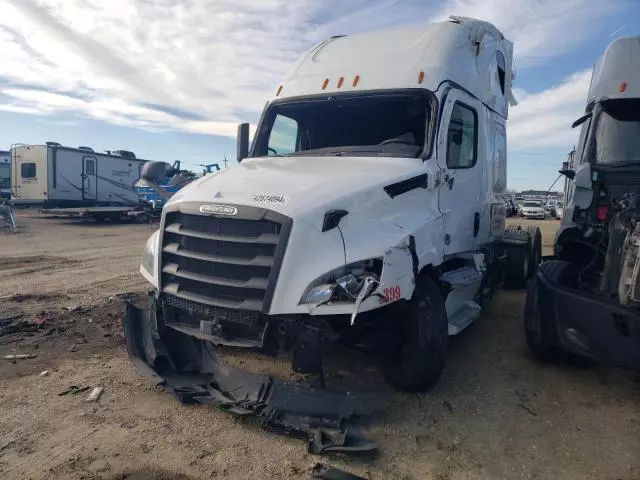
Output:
left=124, top=17, right=540, bottom=452
left=525, top=36, right=640, bottom=370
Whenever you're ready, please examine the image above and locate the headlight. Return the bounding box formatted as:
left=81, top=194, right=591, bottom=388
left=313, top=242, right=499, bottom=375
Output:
left=299, top=258, right=382, bottom=305
left=140, top=230, right=160, bottom=286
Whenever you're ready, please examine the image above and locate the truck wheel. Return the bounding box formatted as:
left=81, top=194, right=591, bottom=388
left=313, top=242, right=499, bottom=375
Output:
left=505, top=246, right=528, bottom=288
left=523, top=261, right=572, bottom=360
left=525, top=226, right=542, bottom=278
left=381, top=274, right=449, bottom=392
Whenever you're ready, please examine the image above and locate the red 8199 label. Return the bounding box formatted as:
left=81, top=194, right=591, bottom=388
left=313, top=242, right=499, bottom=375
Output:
left=379, top=285, right=401, bottom=304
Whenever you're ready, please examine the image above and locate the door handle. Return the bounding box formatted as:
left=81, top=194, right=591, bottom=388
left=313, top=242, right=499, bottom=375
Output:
left=444, top=174, right=454, bottom=190
left=473, top=212, right=480, bottom=237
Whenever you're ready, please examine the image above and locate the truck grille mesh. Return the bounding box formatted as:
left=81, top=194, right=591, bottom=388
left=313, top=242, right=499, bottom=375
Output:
left=160, top=211, right=285, bottom=312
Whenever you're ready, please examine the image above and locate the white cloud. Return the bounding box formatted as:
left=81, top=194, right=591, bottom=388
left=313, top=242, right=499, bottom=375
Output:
left=430, top=0, right=623, bottom=68
left=0, top=0, right=627, bottom=139
left=508, top=70, right=591, bottom=150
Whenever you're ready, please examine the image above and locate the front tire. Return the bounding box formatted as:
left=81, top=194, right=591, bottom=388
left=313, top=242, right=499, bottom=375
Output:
left=381, top=274, right=449, bottom=392
left=524, top=260, right=578, bottom=361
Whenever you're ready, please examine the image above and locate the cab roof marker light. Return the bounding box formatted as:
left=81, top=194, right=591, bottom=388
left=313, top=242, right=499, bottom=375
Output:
left=418, top=71, right=425, bottom=84
left=275, top=85, right=283, bottom=96
left=352, top=75, right=360, bottom=87
left=619, top=81, right=627, bottom=93
left=321, top=78, right=329, bottom=90
left=337, top=76, right=344, bottom=88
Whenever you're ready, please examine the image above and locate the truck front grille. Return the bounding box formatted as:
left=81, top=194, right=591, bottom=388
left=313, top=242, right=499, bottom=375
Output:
left=160, top=209, right=289, bottom=312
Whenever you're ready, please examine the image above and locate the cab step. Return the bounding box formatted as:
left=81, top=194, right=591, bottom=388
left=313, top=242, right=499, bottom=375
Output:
left=447, top=301, right=482, bottom=335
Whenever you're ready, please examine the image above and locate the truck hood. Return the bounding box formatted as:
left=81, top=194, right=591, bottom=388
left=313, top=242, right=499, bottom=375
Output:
left=167, top=155, right=425, bottom=217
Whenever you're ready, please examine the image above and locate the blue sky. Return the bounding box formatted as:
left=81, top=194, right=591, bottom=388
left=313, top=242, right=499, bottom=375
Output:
left=0, top=0, right=639, bottom=190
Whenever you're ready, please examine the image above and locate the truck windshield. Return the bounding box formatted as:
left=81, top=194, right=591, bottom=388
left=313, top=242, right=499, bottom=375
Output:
left=591, top=99, right=640, bottom=165
left=252, top=92, right=433, bottom=158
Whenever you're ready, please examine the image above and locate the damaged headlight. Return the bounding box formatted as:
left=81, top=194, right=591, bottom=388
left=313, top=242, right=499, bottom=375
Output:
left=300, top=259, right=382, bottom=305
left=140, top=230, right=160, bottom=287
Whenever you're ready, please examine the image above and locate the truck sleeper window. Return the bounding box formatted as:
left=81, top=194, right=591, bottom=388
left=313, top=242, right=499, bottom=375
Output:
left=254, top=93, right=432, bottom=158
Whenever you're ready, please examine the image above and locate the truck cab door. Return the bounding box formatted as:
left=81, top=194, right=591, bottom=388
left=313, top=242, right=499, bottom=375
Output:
left=82, top=156, right=97, bottom=200
left=437, top=90, right=485, bottom=255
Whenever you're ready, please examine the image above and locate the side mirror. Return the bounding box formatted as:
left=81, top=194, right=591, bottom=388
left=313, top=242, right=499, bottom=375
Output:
left=559, top=169, right=576, bottom=180
left=237, top=123, right=250, bottom=162
left=571, top=112, right=592, bottom=129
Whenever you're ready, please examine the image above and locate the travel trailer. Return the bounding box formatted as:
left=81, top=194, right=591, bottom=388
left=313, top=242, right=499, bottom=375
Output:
left=11, top=143, right=147, bottom=207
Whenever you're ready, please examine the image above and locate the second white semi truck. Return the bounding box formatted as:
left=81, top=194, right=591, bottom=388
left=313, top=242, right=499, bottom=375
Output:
left=525, top=36, right=640, bottom=371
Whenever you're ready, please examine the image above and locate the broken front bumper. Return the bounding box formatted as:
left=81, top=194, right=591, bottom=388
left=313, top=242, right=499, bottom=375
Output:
left=122, top=296, right=379, bottom=454
left=534, top=262, right=640, bottom=369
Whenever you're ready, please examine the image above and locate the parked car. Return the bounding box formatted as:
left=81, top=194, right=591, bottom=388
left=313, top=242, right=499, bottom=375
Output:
left=546, top=203, right=557, bottom=218
left=522, top=201, right=546, bottom=219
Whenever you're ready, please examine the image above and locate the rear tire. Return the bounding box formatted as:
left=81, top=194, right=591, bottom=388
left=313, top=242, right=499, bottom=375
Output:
left=381, top=274, right=449, bottom=392
left=525, top=226, right=542, bottom=278
left=505, top=245, right=529, bottom=288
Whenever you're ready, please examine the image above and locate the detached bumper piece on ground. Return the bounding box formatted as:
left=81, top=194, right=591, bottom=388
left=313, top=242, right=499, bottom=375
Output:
left=123, top=299, right=379, bottom=455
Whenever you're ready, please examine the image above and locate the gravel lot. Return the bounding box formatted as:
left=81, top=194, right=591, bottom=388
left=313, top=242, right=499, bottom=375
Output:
left=0, top=212, right=638, bottom=480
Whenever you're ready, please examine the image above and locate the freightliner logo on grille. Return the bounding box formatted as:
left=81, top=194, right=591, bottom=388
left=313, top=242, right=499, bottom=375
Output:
left=199, top=204, right=238, bottom=216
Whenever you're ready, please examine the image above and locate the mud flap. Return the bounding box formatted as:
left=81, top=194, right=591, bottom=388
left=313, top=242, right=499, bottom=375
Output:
left=123, top=300, right=379, bottom=455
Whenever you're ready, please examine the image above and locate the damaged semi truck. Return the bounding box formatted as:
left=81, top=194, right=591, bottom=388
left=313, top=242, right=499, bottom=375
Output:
left=525, top=37, right=640, bottom=370
left=124, top=16, right=540, bottom=450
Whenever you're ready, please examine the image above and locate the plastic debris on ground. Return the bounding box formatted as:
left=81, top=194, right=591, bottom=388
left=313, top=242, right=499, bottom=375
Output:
left=86, top=387, right=104, bottom=402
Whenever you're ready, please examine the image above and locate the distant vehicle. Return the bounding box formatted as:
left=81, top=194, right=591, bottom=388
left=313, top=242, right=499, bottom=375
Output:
left=197, top=163, right=221, bottom=176
left=545, top=202, right=557, bottom=218
left=0, top=150, right=9, bottom=199
left=11, top=143, right=147, bottom=207
left=554, top=201, right=564, bottom=219
left=134, top=161, right=196, bottom=208
left=505, top=198, right=517, bottom=216
left=522, top=201, right=546, bottom=219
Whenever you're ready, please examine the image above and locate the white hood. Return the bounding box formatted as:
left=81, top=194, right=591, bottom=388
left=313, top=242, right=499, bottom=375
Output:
left=168, top=155, right=425, bottom=217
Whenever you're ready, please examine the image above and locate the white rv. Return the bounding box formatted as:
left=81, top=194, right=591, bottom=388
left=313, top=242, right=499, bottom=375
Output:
left=11, top=143, right=147, bottom=207
left=0, top=150, right=9, bottom=199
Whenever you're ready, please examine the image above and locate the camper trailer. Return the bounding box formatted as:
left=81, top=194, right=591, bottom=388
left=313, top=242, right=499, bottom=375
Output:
left=0, top=150, right=9, bottom=199
left=11, top=143, right=147, bottom=207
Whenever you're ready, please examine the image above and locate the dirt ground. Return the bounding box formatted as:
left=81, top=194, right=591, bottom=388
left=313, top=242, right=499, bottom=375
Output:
left=0, top=212, right=638, bottom=480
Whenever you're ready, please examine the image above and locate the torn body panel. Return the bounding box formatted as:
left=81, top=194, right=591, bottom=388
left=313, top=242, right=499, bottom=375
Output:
left=123, top=298, right=379, bottom=454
